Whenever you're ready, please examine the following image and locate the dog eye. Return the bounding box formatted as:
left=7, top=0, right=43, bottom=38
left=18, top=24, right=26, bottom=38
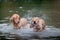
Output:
left=34, top=21, right=36, bottom=24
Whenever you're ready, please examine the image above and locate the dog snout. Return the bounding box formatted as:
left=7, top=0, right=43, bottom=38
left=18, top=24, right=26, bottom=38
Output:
left=14, top=19, right=20, bottom=24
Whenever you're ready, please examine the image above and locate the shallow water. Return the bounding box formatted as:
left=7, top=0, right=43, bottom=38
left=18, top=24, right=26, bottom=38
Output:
left=0, top=20, right=60, bottom=40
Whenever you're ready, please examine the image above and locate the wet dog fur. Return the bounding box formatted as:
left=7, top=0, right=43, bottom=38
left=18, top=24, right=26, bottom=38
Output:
left=30, top=17, right=46, bottom=32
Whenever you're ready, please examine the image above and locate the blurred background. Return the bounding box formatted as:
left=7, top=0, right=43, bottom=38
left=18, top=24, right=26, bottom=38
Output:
left=0, top=0, right=60, bottom=40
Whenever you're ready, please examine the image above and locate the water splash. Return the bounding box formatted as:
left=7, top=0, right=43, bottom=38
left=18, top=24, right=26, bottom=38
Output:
left=0, top=23, right=60, bottom=37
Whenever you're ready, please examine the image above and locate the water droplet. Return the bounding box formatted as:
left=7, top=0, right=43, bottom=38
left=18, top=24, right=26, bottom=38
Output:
left=19, top=7, right=23, bottom=9
left=9, top=10, right=13, bottom=12
left=27, top=10, right=31, bottom=12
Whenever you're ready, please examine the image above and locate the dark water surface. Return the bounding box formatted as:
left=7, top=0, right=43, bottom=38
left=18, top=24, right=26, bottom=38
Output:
left=0, top=0, right=60, bottom=40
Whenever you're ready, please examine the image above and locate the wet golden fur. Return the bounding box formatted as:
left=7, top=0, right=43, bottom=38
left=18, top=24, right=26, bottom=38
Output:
left=10, top=14, right=27, bottom=29
left=30, top=17, right=46, bottom=32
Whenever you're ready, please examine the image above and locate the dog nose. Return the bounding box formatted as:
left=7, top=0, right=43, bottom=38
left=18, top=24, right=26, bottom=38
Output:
left=34, top=21, right=36, bottom=24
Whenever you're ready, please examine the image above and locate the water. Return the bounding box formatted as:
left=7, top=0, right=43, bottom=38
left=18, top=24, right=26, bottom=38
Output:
left=0, top=0, right=60, bottom=40
left=0, top=22, right=60, bottom=40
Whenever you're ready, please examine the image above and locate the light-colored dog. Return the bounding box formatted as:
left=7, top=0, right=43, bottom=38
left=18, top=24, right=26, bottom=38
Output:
left=30, top=17, right=46, bottom=32
left=10, top=14, right=27, bottom=29
left=18, top=18, right=27, bottom=28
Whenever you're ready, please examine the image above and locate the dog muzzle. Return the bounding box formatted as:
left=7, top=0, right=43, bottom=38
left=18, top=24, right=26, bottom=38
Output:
left=31, top=21, right=37, bottom=27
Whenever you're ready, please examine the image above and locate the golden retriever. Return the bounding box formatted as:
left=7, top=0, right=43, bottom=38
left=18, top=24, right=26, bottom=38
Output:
left=30, top=17, right=46, bottom=32
left=10, top=14, right=27, bottom=29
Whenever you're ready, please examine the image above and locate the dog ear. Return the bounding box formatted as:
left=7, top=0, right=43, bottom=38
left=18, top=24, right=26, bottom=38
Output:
left=36, top=19, right=39, bottom=24
left=12, top=19, right=14, bottom=23
left=38, top=19, right=40, bottom=23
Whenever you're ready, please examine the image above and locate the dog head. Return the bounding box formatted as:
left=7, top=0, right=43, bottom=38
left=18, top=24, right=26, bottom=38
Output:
left=10, top=14, right=20, bottom=26
left=30, top=17, right=40, bottom=28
